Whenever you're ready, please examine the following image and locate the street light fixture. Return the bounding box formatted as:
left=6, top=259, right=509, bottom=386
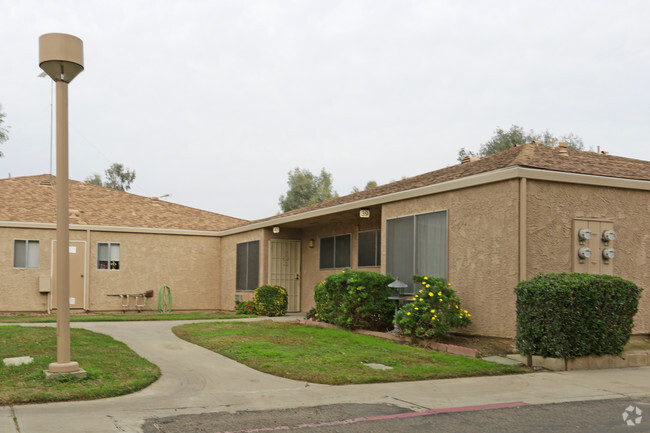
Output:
left=39, top=33, right=87, bottom=378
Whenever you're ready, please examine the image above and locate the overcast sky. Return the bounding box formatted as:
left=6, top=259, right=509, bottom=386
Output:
left=1, top=1, right=649, bottom=221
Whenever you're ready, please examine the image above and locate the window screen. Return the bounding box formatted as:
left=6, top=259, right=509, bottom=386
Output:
left=236, top=240, right=259, bottom=291
left=320, top=234, right=351, bottom=269
left=13, top=240, right=40, bottom=268
left=358, top=230, right=381, bottom=267
left=386, top=211, right=447, bottom=291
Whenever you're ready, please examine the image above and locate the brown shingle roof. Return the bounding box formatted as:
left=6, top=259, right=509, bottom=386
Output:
left=238, top=144, right=650, bottom=227
left=0, top=174, right=247, bottom=231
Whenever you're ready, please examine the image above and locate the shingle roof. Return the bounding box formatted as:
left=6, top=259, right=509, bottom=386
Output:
left=239, top=144, right=650, bottom=227
left=0, top=174, right=247, bottom=231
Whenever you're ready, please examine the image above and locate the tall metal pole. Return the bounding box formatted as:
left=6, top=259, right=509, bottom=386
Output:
left=39, top=32, right=86, bottom=377
left=53, top=79, right=75, bottom=370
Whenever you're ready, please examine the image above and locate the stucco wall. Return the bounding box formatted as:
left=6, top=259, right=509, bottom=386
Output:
left=220, top=228, right=267, bottom=310
left=1, top=227, right=221, bottom=313
left=88, top=231, right=220, bottom=312
left=1, top=227, right=57, bottom=312
left=382, top=180, right=521, bottom=338
left=298, top=215, right=382, bottom=312
left=526, top=180, right=650, bottom=334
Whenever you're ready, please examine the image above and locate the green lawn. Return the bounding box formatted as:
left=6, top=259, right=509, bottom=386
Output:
left=0, top=326, right=160, bottom=405
left=173, top=321, right=525, bottom=385
left=0, top=312, right=246, bottom=323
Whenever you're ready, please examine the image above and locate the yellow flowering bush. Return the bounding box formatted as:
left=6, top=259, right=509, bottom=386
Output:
left=394, top=275, right=471, bottom=339
left=254, top=285, right=288, bottom=317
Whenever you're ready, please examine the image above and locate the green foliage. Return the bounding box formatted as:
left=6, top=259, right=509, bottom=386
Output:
left=0, top=326, right=159, bottom=405
left=278, top=167, right=338, bottom=212
left=351, top=180, right=378, bottom=193
left=394, top=276, right=471, bottom=339
left=458, top=125, right=584, bottom=161
left=313, top=269, right=395, bottom=331
left=254, top=285, right=288, bottom=317
left=235, top=298, right=257, bottom=315
left=515, top=273, right=643, bottom=359
left=0, top=104, right=9, bottom=157
left=173, top=321, right=523, bottom=385
left=85, top=163, right=136, bottom=191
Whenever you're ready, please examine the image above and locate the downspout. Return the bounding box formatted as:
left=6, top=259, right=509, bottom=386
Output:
left=519, top=177, right=527, bottom=281
left=85, top=229, right=91, bottom=311
left=519, top=177, right=531, bottom=366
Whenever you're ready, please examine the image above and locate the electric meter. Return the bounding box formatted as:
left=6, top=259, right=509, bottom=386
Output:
left=602, top=230, right=616, bottom=242
left=578, top=228, right=592, bottom=241
left=602, top=248, right=615, bottom=259
left=578, top=247, right=592, bottom=259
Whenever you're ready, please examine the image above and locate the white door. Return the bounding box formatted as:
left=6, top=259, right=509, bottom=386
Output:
left=269, top=240, right=301, bottom=312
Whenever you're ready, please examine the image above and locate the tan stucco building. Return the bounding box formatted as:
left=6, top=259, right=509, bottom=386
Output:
left=2, top=144, right=649, bottom=338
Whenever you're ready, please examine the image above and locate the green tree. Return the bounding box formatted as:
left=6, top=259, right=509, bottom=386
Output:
left=279, top=167, right=338, bottom=212
left=351, top=180, right=378, bottom=193
left=85, top=163, right=136, bottom=191
left=0, top=104, right=9, bottom=157
left=458, top=125, right=584, bottom=161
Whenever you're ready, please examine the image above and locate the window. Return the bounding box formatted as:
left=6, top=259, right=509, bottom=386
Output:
left=358, top=230, right=381, bottom=267
left=236, top=240, right=259, bottom=291
left=386, top=211, right=447, bottom=290
left=13, top=240, right=40, bottom=268
left=98, top=242, right=120, bottom=270
left=320, top=234, right=351, bottom=269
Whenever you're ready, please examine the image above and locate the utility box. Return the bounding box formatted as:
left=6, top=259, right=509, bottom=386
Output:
left=39, top=276, right=51, bottom=293
left=573, top=219, right=614, bottom=275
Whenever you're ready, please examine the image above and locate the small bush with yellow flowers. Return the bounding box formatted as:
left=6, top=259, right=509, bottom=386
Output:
left=394, top=275, right=471, bottom=339
left=254, top=285, right=288, bottom=317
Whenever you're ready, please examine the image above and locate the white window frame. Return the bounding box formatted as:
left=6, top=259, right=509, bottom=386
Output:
left=13, top=239, right=40, bottom=269
left=97, top=242, right=121, bottom=270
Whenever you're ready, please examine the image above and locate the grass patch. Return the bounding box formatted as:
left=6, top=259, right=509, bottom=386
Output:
left=0, top=312, right=247, bottom=323
left=173, top=321, right=525, bottom=385
left=0, top=326, right=160, bottom=405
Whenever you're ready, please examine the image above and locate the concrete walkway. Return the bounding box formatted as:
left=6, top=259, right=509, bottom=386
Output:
left=2, top=319, right=649, bottom=433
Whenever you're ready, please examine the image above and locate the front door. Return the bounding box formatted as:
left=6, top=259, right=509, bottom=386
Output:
left=52, top=240, right=86, bottom=310
left=269, top=240, right=301, bottom=312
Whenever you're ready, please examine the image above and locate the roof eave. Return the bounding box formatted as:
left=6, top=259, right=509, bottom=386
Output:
left=218, top=166, right=650, bottom=236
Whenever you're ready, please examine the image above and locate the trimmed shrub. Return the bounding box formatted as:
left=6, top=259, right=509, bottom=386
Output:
left=254, top=285, right=288, bottom=317
left=515, top=273, right=643, bottom=359
left=394, top=275, right=471, bottom=339
left=313, top=269, right=395, bottom=331
left=235, top=298, right=257, bottom=315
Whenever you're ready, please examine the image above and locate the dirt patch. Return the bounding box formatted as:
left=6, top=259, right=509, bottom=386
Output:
left=425, top=334, right=517, bottom=357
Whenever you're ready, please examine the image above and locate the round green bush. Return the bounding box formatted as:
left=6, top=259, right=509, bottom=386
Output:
left=313, top=269, right=395, bottom=331
left=254, top=285, right=288, bottom=317
left=394, top=275, right=471, bottom=339
left=515, top=273, right=643, bottom=359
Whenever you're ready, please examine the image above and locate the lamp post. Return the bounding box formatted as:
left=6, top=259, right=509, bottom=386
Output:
left=39, top=33, right=87, bottom=378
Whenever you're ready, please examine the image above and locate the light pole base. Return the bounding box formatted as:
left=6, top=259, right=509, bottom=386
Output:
left=44, top=361, right=87, bottom=379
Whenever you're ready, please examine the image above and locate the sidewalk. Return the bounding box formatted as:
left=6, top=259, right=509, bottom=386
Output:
left=2, top=319, right=649, bottom=433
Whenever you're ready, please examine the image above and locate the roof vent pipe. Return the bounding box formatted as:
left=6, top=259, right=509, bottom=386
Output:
left=461, top=156, right=479, bottom=164
left=558, top=142, right=569, bottom=156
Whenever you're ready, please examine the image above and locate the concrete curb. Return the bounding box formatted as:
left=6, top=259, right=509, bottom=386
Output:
left=507, top=350, right=650, bottom=371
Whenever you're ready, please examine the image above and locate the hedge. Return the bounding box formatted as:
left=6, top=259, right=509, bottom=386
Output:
left=515, top=273, right=643, bottom=359
left=313, top=269, right=395, bottom=331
